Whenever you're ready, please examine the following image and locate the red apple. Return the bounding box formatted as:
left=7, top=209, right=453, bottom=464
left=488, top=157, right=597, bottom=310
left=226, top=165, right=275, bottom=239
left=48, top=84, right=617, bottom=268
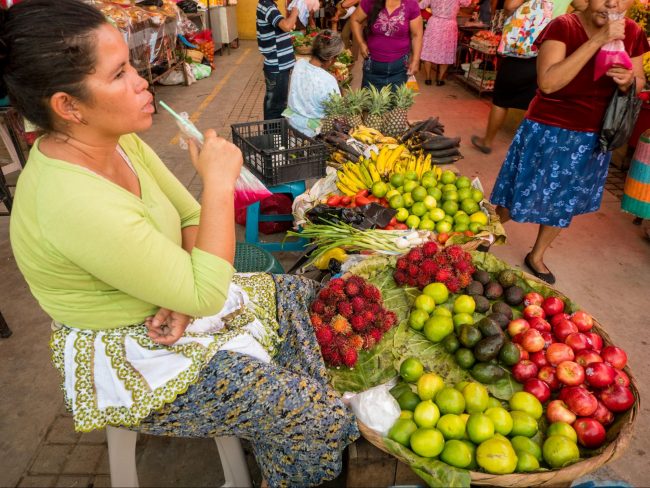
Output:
left=508, top=319, right=530, bottom=338
left=515, top=343, right=529, bottom=360
left=542, top=296, right=565, bottom=316
left=564, top=386, right=598, bottom=416
left=601, top=346, right=628, bottom=370
left=521, top=329, right=545, bottom=353
left=530, top=350, right=549, bottom=369
left=524, top=305, right=546, bottom=320
left=575, top=350, right=603, bottom=368
left=613, top=369, right=630, bottom=387
left=585, top=332, right=603, bottom=352
left=546, top=343, right=575, bottom=366
left=512, top=332, right=524, bottom=344
left=529, top=317, right=551, bottom=333
left=546, top=399, right=577, bottom=424
left=554, top=319, right=579, bottom=342
left=556, top=360, right=585, bottom=386
left=592, top=400, right=615, bottom=426
left=538, top=365, right=561, bottom=390
left=550, top=313, right=571, bottom=328
left=574, top=418, right=606, bottom=448
left=524, top=378, right=551, bottom=403
left=571, top=310, right=594, bottom=332
left=565, top=332, right=591, bottom=352
left=600, top=385, right=635, bottom=412
left=524, top=292, right=544, bottom=307
left=512, top=360, right=539, bottom=383
left=541, top=331, right=554, bottom=349
left=585, top=362, right=616, bottom=388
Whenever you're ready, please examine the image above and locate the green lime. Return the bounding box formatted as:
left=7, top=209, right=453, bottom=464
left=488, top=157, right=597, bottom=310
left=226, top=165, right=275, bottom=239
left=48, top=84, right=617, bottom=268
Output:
left=442, top=200, right=459, bottom=216
left=457, top=187, right=472, bottom=201
left=543, top=435, right=580, bottom=469
left=410, top=428, right=445, bottom=458
left=403, top=192, right=415, bottom=208
left=395, top=207, right=409, bottom=222
left=455, top=348, right=476, bottom=369
left=405, top=170, right=419, bottom=181
left=442, top=334, right=460, bottom=354
left=424, top=315, right=454, bottom=343
left=461, top=440, right=478, bottom=469
left=389, top=195, right=405, bottom=209
left=440, top=439, right=473, bottom=468
left=371, top=181, right=388, bottom=198
left=419, top=219, right=435, bottom=231
left=456, top=176, right=471, bottom=189
left=400, top=357, right=424, bottom=383
left=414, top=294, right=436, bottom=313
left=436, top=414, right=466, bottom=440
left=486, top=397, right=503, bottom=409
left=421, top=175, right=437, bottom=189
left=390, top=173, right=405, bottom=188
left=453, top=295, right=476, bottom=314
left=453, top=312, right=474, bottom=328
left=547, top=422, right=578, bottom=443
left=476, top=438, right=517, bottom=474
left=435, top=387, right=466, bottom=415
left=413, top=400, right=441, bottom=428
left=412, top=186, right=428, bottom=202
left=423, top=282, right=450, bottom=304
left=510, top=411, right=538, bottom=438
left=400, top=410, right=414, bottom=419
left=466, top=413, right=495, bottom=444
left=388, top=418, right=418, bottom=446
left=463, top=383, right=489, bottom=414
left=409, top=309, right=429, bottom=331
left=435, top=220, right=452, bottom=234
left=443, top=190, right=459, bottom=202
left=406, top=215, right=420, bottom=229
left=397, top=390, right=421, bottom=411
left=516, top=451, right=540, bottom=472
left=511, top=435, right=542, bottom=462
left=471, top=188, right=484, bottom=203
left=509, top=392, right=543, bottom=420
left=411, top=201, right=428, bottom=217
left=428, top=187, right=443, bottom=200
left=403, top=180, right=418, bottom=193
left=433, top=307, right=453, bottom=317
left=484, top=407, right=513, bottom=436
left=417, top=372, right=446, bottom=401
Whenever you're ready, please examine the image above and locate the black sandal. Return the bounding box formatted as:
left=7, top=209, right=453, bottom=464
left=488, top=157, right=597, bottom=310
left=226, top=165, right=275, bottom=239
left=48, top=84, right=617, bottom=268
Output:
left=424, top=79, right=432, bottom=85
left=524, top=253, right=556, bottom=284
left=471, top=135, right=492, bottom=154
left=436, top=80, right=445, bottom=86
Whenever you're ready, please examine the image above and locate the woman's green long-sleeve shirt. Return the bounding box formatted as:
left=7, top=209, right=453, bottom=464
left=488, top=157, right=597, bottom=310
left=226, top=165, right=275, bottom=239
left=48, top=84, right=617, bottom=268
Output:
left=10, top=134, right=234, bottom=330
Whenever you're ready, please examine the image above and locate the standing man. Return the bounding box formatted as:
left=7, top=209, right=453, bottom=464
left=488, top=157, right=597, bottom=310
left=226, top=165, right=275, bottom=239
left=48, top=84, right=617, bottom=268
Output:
left=257, top=1, right=300, bottom=120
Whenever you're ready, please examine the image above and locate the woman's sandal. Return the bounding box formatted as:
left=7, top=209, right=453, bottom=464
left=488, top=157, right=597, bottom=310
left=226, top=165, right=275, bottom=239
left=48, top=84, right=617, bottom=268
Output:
left=471, top=135, right=492, bottom=154
left=524, top=253, right=556, bottom=285
left=436, top=80, right=445, bottom=86
left=424, top=79, right=432, bottom=85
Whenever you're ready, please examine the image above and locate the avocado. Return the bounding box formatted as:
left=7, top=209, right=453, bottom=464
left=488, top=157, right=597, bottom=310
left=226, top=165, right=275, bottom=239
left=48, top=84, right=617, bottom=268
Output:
left=488, top=312, right=510, bottom=330
left=473, top=269, right=491, bottom=286
left=471, top=362, right=507, bottom=384
left=474, top=334, right=505, bottom=362
left=472, top=295, right=490, bottom=314
left=498, top=269, right=517, bottom=288
left=484, top=281, right=504, bottom=300
left=467, top=280, right=484, bottom=296
left=455, top=348, right=476, bottom=369
left=458, top=324, right=483, bottom=348
left=443, top=334, right=460, bottom=354
left=499, top=341, right=521, bottom=366
left=491, top=301, right=514, bottom=320
left=504, top=285, right=525, bottom=306
left=478, top=317, right=503, bottom=337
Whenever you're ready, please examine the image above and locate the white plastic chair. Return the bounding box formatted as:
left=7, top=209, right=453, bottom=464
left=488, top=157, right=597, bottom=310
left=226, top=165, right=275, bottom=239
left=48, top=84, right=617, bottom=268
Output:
left=106, top=426, right=252, bottom=488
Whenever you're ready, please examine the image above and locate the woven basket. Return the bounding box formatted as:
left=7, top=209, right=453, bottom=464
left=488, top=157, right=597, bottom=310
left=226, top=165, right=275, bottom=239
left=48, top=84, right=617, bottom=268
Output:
left=357, top=270, right=640, bottom=487
left=186, top=49, right=204, bottom=63
left=295, top=45, right=313, bottom=55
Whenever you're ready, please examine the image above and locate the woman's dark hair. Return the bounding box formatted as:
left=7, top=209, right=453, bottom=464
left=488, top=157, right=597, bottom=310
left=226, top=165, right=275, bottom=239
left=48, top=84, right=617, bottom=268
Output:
left=365, top=0, right=387, bottom=37
left=0, top=0, right=107, bottom=132
left=312, top=30, right=344, bottom=62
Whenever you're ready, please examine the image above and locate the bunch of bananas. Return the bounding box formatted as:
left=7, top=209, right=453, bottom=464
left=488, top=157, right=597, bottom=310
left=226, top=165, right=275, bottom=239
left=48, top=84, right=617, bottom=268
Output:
left=336, top=159, right=381, bottom=196
left=350, top=125, right=399, bottom=145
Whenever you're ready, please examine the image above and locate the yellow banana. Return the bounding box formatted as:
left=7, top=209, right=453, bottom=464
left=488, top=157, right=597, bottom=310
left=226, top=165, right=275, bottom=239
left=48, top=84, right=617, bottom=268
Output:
left=347, top=164, right=367, bottom=186
left=368, top=162, right=381, bottom=183
left=370, top=149, right=379, bottom=162
left=337, top=171, right=360, bottom=191
left=385, top=145, right=406, bottom=174
left=422, top=154, right=432, bottom=176
left=336, top=180, right=356, bottom=196
left=343, top=164, right=366, bottom=188
left=415, top=156, right=423, bottom=179
left=357, top=125, right=383, bottom=137
left=358, top=164, right=373, bottom=187
left=434, top=165, right=442, bottom=180
left=376, top=146, right=390, bottom=175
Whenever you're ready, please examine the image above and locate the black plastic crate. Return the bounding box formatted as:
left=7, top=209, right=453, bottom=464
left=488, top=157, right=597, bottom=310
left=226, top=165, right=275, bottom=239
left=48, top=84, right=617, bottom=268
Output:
left=231, top=118, right=327, bottom=186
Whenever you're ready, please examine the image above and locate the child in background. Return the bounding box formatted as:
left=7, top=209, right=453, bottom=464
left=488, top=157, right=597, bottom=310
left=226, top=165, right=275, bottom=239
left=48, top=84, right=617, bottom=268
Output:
left=257, top=0, right=299, bottom=120
left=283, top=30, right=344, bottom=136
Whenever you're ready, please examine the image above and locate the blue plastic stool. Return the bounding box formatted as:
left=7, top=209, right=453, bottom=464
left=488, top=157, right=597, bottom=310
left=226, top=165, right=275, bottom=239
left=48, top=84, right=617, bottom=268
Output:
left=234, top=242, right=284, bottom=273
left=245, top=181, right=309, bottom=252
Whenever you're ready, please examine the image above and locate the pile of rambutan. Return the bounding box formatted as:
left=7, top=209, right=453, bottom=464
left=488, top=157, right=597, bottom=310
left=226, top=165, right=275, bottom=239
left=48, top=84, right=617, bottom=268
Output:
left=310, top=275, right=398, bottom=368
left=393, top=242, right=475, bottom=293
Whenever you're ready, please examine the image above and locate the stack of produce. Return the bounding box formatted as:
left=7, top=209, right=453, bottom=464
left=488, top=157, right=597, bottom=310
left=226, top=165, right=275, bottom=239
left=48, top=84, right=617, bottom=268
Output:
left=310, top=275, right=398, bottom=368
left=469, top=31, right=501, bottom=54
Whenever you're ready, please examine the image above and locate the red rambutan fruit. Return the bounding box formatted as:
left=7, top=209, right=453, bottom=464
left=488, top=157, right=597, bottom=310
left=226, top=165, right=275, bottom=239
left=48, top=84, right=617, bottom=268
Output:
left=455, top=260, right=473, bottom=274
left=349, top=334, right=364, bottom=351
left=422, top=241, right=439, bottom=257
left=337, top=301, right=353, bottom=318
left=331, top=315, right=351, bottom=334
left=310, top=315, right=324, bottom=329
left=416, top=274, right=430, bottom=289
left=435, top=268, right=453, bottom=283
left=408, top=264, right=419, bottom=277
left=362, top=285, right=381, bottom=302
left=446, top=245, right=464, bottom=261
left=407, top=276, right=418, bottom=287
left=458, top=273, right=472, bottom=289
left=351, top=296, right=366, bottom=313
left=396, top=258, right=408, bottom=270
left=369, top=328, right=383, bottom=344
left=421, top=259, right=438, bottom=277
left=344, top=280, right=361, bottom=297
left=384, top=311, right=398, bottom=329
left=342, top=348, right=358, bottom=368
left=318, top=288, right=332, bottom=302
left=363, top=310, right=376, bottom=324
left=368, top=302, right=382, bottom=315
left=393, top=270, right=408, bottom=285
left=315, top=327, right=334, bottom=346
left=407, top=248, right=424, bottom=263
left=350, top=315, right=367, bottom=332
left=311, top=300, right=326, bottom=314
left=446, top=277, right=461, bottom=294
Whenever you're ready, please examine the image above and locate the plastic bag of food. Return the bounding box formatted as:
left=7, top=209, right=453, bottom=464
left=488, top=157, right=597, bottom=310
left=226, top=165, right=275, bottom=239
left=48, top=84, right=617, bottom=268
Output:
left=159, top=101, right=272, bottom=209
left=594, top=13, right=632, bottom=80
left=342, top=379, right=400, bottom=436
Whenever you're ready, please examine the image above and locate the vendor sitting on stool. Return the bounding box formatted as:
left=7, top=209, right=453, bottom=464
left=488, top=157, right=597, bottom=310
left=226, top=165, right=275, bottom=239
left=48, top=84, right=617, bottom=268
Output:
left=283, top=30, right=344, bottom=136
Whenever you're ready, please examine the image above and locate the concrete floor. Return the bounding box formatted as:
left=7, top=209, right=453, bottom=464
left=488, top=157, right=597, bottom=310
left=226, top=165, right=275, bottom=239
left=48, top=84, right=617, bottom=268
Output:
left=1, top=41, right=649, bottom=487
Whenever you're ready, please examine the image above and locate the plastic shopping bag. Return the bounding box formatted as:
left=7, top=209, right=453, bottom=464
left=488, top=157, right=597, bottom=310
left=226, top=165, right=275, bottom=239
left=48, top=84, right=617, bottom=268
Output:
left=341, top=378, right=400, bottom=436
left=594, top=13, right=632, bottom=80
left=288, top=0, right=320, bottom=26
left=158, top=101, right=272, bottom=209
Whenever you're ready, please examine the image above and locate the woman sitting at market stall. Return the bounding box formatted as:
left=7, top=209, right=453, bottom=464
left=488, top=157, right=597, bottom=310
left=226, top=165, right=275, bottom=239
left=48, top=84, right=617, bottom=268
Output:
left=490, top=0, right=648, bottom=284
left=2, top=1, right=358, bottom=486
left=349, top=0, right=424, bottom=89
left=283, top=30, right=344, bottom=136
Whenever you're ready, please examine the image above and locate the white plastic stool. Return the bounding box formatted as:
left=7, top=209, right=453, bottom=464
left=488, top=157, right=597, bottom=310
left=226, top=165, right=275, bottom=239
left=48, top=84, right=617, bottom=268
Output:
left=106, top=426, right=252, bottom=488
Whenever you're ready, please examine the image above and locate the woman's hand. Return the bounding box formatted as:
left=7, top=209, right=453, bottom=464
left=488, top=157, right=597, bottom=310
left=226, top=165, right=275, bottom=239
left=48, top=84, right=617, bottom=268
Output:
left=359, top=42, right=370, bottom=59
left=407, top=58, right=420, bottom=76
left=188, top=129, right=242, bottom=186
left=592, top=18, right=625, bottom=47
left=145, top=307, right=192, bottom=346
left=606, top=66, right=635, bottom=90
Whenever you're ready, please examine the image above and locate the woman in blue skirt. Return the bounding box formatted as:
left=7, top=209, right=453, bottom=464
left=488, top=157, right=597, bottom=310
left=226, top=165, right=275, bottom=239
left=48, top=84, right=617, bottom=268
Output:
left=490, top=0, right=648, bottom=283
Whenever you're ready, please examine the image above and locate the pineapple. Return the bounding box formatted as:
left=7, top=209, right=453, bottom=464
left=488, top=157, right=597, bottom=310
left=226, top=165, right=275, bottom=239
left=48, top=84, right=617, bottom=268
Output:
left=321, top=93, right=347, bottom=134
left=383, top=84, right=417, bottom=137
left=343, top=88, right=370, bottom=128
left=364, top=85, right=392, bottom=132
